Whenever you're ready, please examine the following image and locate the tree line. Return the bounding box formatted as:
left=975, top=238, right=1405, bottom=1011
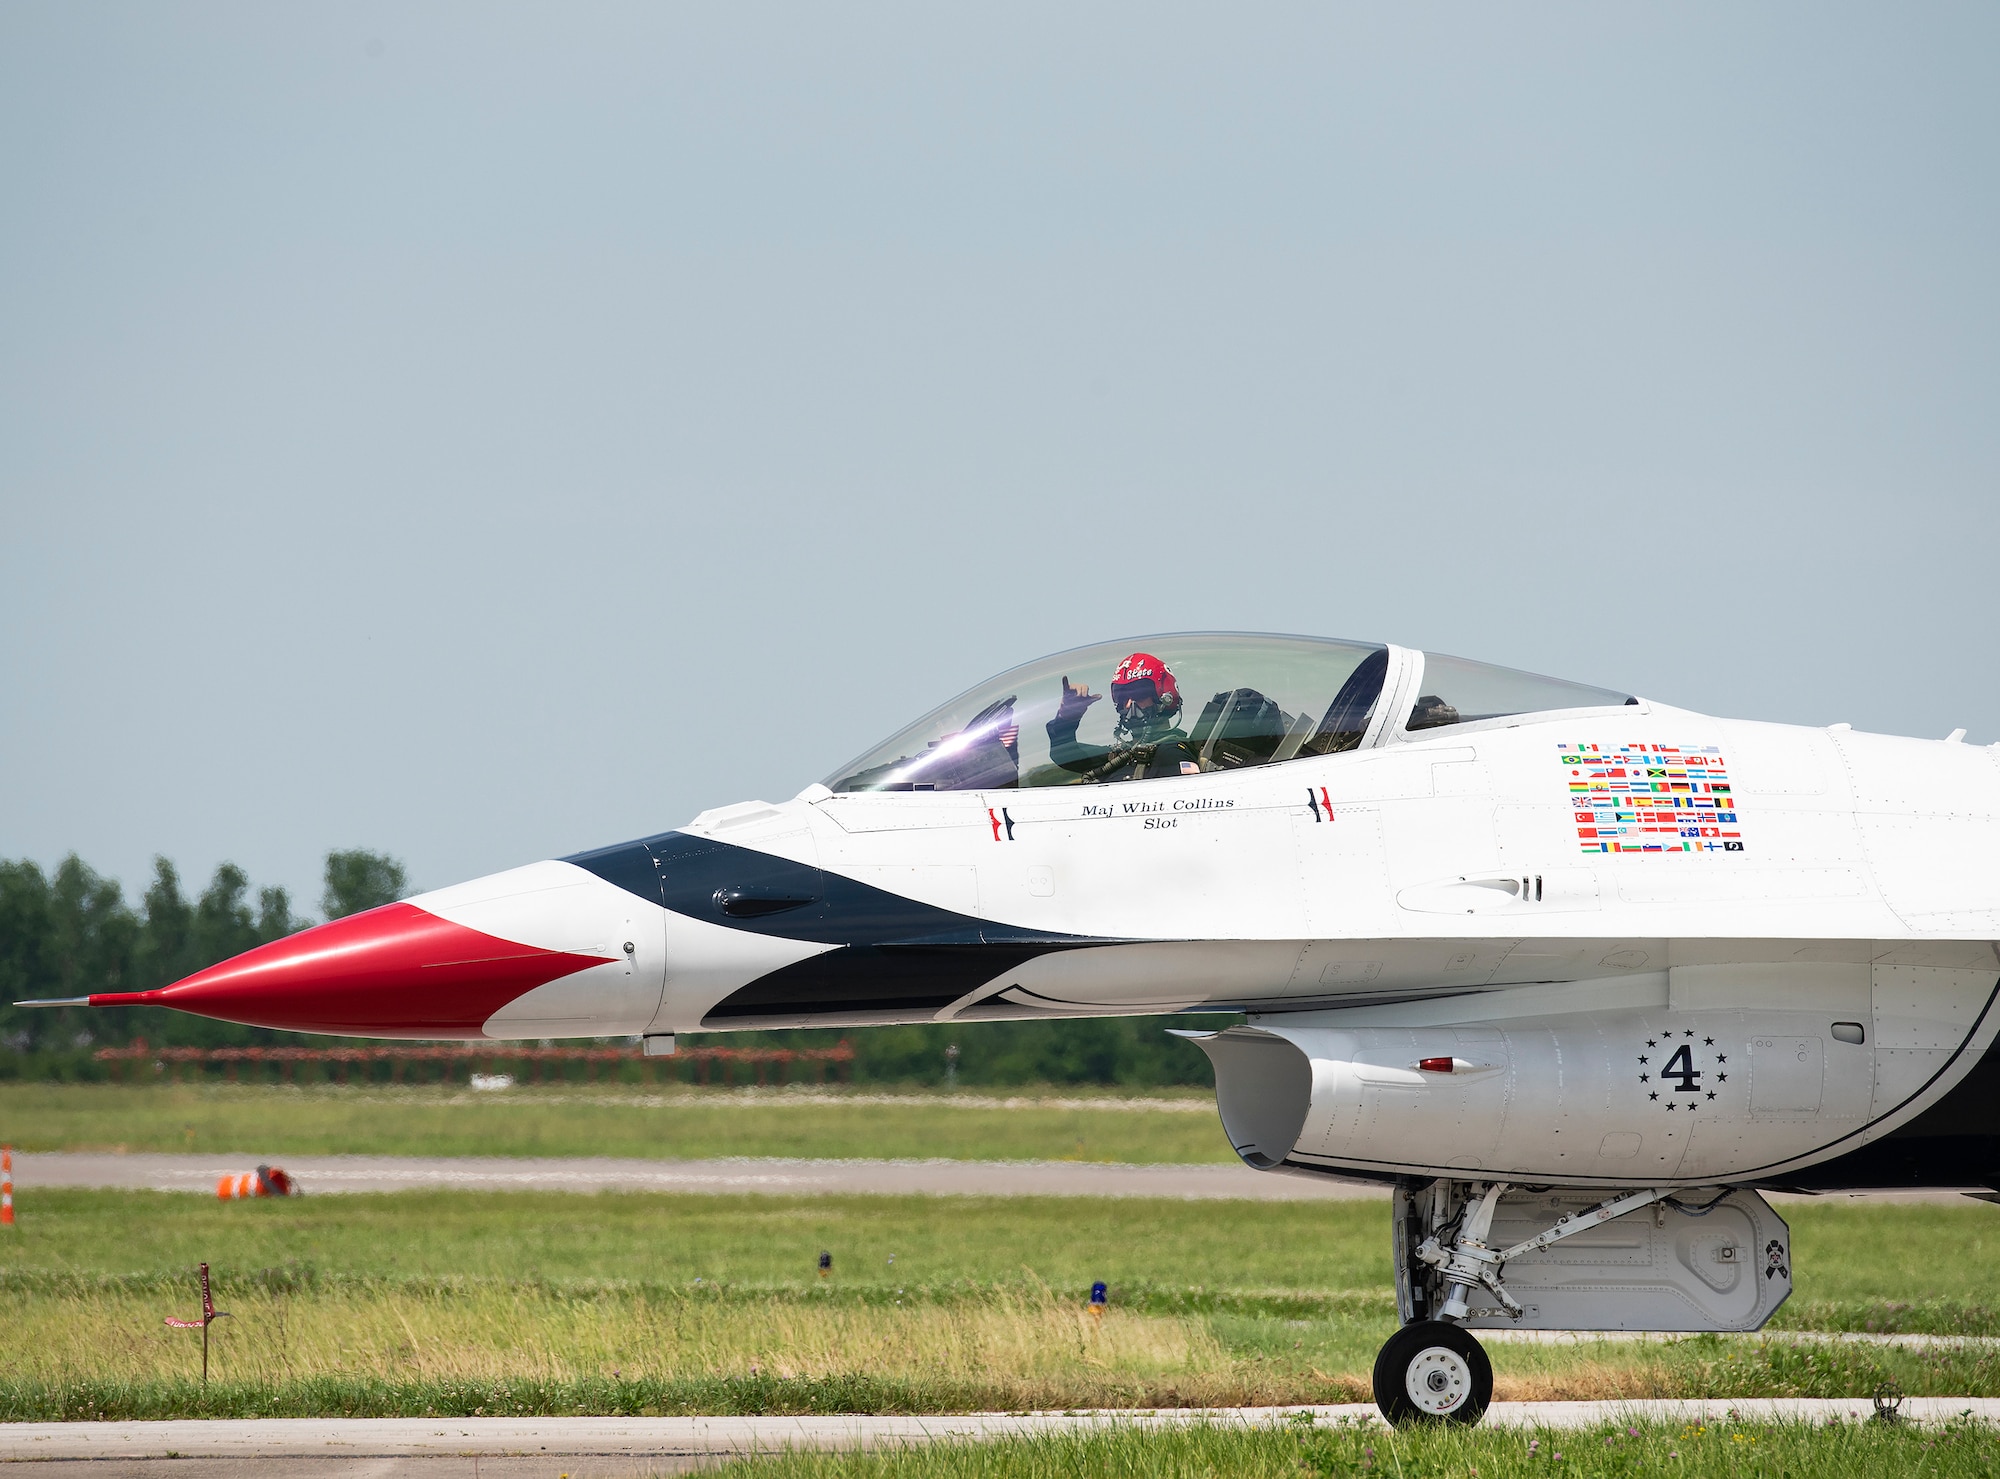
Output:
left=0, top=851, right=1224, bottom=1087
left=0, top=850, right=408, bottom=1054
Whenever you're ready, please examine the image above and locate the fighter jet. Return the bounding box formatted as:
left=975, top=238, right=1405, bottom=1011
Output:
left=23, top=632, right=2000, bottom=1424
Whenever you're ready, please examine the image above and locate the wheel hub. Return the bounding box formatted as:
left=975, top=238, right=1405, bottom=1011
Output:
left=1403, top=1346, right=1471, bottom=1415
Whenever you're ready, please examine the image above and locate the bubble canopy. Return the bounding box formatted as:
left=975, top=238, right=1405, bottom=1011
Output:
left=827, top=634, right=1391, bottom=793
left=828, top=636, right=1641, bottom=793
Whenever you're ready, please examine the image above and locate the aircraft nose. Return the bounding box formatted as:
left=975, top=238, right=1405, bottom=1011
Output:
left=86, top=899, right=616, bottom=1038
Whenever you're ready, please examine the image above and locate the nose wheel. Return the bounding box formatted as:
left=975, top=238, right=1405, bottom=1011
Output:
left=1372, top=1320, right=1492, bottom=1426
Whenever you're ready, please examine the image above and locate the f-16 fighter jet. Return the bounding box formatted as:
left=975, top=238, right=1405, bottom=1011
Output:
left=25, top=633, right=2000, bottom=1424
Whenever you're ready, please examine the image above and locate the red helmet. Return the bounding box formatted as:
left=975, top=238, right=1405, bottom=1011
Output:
left=1111, top=652, right=1182, bottom=723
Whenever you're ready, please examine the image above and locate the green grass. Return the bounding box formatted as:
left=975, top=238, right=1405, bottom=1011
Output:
left=9, top=1188, right=1999, bottom=1323
left=0, top=1187, right=1388, bottom=1289
left=5, top=1190, right=2000, bottom=1417
left=732, top=1419, right=2000, bottom=1479
left=0, top=1081, right=1234, bottom=1163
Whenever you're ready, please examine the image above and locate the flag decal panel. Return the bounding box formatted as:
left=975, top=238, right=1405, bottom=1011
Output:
left=1560, top=742, right=1743, bottom=855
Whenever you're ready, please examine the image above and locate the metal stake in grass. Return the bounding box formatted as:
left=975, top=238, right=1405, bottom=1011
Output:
left=165, top=1262, right=232, bottom=1383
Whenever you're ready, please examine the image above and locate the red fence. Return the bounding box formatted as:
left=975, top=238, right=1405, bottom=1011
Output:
left=91, top=1038, right=855, bottom=1088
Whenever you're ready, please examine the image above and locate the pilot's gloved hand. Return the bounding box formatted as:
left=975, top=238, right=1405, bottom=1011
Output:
left=1055, top=676, right=1102, bottom=725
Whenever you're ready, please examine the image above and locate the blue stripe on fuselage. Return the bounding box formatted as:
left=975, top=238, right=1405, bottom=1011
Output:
left=563, top=830, right=1100, bottom=949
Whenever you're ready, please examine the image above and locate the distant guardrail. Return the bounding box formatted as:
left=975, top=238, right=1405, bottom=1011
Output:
left=91, top=1038, right=856, bottom=1088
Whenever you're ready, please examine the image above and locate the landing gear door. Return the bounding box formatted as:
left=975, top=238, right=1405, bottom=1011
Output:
left=1458, top=1187, right=1789, bottom=1332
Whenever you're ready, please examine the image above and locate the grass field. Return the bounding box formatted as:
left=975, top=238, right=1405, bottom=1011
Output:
left=3, top=1189, right=2000, bottom=1418
left=732, top=1419, right=2000, bottom=1479
left=0, top=1081, right=1233, bottom=1163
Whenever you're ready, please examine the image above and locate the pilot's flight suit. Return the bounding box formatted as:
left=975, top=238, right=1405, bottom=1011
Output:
left=1045, top=713, right=1201, bottom=783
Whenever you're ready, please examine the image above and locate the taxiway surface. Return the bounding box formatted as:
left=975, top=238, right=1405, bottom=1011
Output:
left=17, top=1153, right=1979, bottom=1202
left=4, top=1403, right=1995, bottom=1477
left=11, top=1152, right=1382, bottom=1199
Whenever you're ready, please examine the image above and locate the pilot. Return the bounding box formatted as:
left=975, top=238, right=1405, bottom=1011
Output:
left=1046, top=652, right=1204, bottom=783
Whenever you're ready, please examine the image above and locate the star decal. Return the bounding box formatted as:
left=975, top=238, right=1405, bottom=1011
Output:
left=1647, top=1039, right=1657, bottom=1048
left=1717, top=1073, right=1728, bottom=1083
left=1649, top=1091, right=1659, bottom=1101
left=1704, top=1037, right=1715, bottom=1046
left=1683, top=1029, right=1695, bottom=1038
left=1706, top=1090, right=1716, bottom=1100
left=1640, top=1073, right=1650, bottom=1083
left=1638, top=1055, right=1649, bottom=1064
left=1667, top=1103, right=1677, bottom=1111
left=1716, top=1054, right=1727, bottom=1064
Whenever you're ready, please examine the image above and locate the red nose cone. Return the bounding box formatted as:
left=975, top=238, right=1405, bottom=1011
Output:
left=89, top=902, right=613, bottom=1038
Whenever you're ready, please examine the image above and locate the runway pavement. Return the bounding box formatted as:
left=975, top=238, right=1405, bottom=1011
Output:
left=3, top=1402, right=1995, bottom=1477
left=15, top=1152, right=1985, bottom=1202
left=10, top=1151, right=1385, bottom=1199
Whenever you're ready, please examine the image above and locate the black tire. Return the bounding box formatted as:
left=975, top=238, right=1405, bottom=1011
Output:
left=1372, top=1320, right=1493, bottom=1426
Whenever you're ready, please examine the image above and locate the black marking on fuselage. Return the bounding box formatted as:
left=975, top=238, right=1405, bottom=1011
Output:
left=562, top=829, right=1110, bottom=1027
left=563, top=839, right=664, bottom=908
left=567, top=830, right=1100, bottom=948
left=698, top=942, right=1093, bottom=1028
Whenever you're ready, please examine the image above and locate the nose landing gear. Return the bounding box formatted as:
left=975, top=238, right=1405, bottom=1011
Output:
left=1375, top=1179, right=1683, bottom=1426
left=1372, top=1319, right=1493, bottom=1425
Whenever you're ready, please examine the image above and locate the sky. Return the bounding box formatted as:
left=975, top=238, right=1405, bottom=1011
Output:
left=3, top=3, right=1997, bottom=912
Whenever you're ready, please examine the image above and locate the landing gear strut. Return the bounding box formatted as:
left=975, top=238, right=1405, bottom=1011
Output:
left=1371, top=1179, right=1676, bottom=1426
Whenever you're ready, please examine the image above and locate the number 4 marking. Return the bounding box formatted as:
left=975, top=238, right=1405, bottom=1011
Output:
left=1662, top=1044, right=1702, bottom=1094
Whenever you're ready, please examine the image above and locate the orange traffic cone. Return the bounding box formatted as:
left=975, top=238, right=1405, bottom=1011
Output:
left=216, top=1164, right=297, bottom=1200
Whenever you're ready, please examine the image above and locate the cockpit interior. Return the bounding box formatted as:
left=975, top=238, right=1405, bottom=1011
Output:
left=829, top=634, right=1636, bottom=793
